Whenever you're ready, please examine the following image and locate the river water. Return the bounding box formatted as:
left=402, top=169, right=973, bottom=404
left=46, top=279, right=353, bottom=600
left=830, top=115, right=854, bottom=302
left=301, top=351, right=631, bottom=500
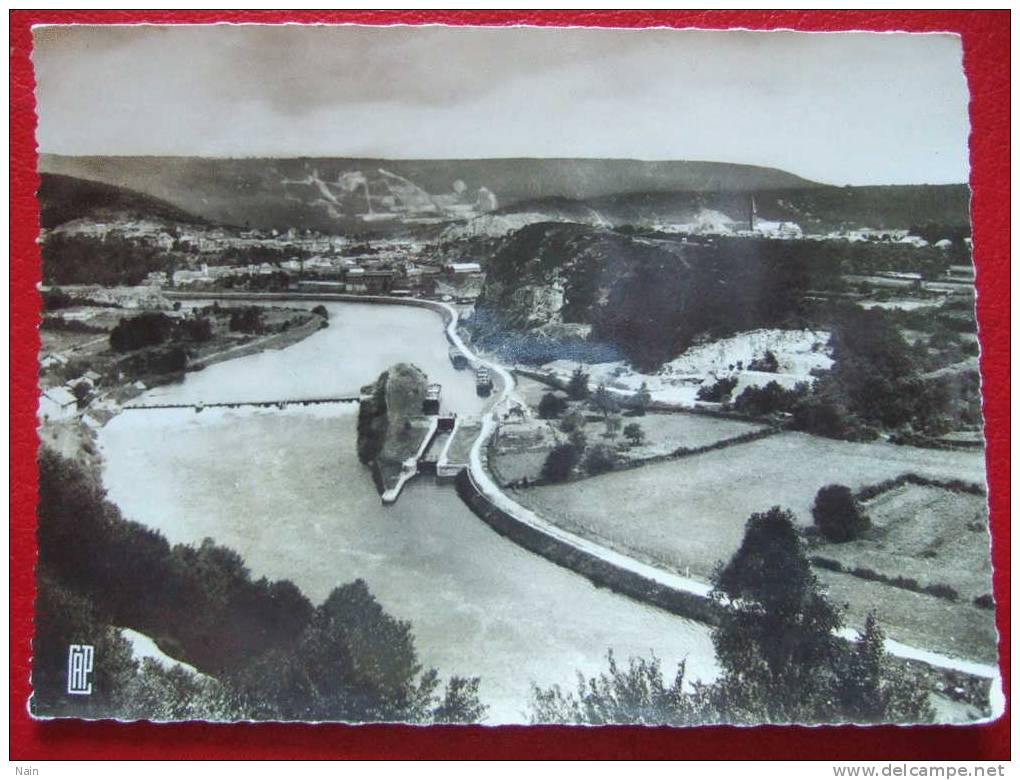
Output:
left=99, top=301, right=717, bottom=723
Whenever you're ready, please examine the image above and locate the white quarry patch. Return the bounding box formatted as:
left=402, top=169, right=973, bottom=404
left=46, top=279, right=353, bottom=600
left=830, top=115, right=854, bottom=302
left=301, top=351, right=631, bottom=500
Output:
left=666, top=328, right=832, bottom=378
left=442, top=207, right=606, bottom=240
left=749, top=219, right=803, bottom=239
left=120, top=627, right=205, bottom=677
left=650, top=208, right=738, bottom=235
left=539, top=329, right=832, bottom=407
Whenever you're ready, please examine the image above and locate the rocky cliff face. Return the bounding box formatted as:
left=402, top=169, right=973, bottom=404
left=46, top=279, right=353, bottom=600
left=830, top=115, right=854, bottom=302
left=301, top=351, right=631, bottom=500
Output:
left=468, top=223, right=840, bottom=371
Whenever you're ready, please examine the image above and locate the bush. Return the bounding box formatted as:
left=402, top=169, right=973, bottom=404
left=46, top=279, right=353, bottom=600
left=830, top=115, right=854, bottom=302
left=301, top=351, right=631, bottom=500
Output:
left=974, top=594, right=995, bottom=610
left=312, top=304, right=329, bottom=320
left=42, top=287, right=72, bottom=311
left=923, top=583, right=959, bottom=601
left=583, top=444, right=618, bottom=475
left=541, top=443, right=580, bottom=483
left=696, top=376, right=737, bottom=402
left=229, top=306, right=266, bottom=334
left=538, top=392, right=568, bottom=419
left=179, top=316, right=213, bottom=342
left=748, top=350, right=780, bottom=373
left=733, top=381, right=807, bottom=417
left=812, top=484, right=870, bottom=542
left=623, top=422, right=645, bottom=446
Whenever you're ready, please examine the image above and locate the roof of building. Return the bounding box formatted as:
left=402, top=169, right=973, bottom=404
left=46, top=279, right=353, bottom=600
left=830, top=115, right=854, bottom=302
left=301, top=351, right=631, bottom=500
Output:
left=450, top=262, right=482, bottom=273
left=43, top=386, right=77, bottom=406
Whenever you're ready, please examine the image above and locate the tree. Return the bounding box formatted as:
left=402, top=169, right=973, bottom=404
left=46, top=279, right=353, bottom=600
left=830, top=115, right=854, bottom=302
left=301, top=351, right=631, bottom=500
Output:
left=538, top=392, right=568, bottom=420
left=530, top=651, right=697, bottom=726
left=566, top=366, right=590, bottom=400
left=541, top=443, right=579, bottom=483
left=603, top=414, right=622, bottom=440
left=630, top=382, right=652, bottom=416
left=836, top=613, right=933, bottom=723
left=584, top=444, right=618, bottom=475
left=559, top=410, right=586, bottom=434
left=235, top=580, right=486, bottom=723
left=590, top=382, right=619, bottom=418
left=812, top=484, right=870, bottom=542
left=623, top=422, right=646, bottom=446
left=70, top=380, right=93, bottom=410
left=709, top=506, right=844, bottom=721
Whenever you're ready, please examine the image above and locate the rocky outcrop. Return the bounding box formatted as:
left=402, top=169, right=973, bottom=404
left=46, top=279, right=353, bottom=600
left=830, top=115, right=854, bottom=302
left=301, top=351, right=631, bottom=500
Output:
left=468, top=222, right=843, bottom=371
left=356, top=363, right=431, bottom=493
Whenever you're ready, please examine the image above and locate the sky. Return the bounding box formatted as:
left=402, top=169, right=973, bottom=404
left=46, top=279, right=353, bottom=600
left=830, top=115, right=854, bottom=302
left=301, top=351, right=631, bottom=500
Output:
left=32, top=24, right=970, bottom=185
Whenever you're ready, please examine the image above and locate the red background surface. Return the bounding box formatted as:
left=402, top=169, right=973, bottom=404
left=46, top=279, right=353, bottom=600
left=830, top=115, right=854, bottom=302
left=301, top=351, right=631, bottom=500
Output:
left=9, top=10, right=1010, bottom=760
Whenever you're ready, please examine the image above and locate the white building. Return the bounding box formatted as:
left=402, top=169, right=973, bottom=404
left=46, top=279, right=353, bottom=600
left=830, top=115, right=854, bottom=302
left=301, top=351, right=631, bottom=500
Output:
left=39, top=386, right=78, bottom=422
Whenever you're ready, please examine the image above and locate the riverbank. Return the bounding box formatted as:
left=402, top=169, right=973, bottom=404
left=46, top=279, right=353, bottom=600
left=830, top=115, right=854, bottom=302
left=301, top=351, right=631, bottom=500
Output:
left=38, top=301, right=327, bottom=482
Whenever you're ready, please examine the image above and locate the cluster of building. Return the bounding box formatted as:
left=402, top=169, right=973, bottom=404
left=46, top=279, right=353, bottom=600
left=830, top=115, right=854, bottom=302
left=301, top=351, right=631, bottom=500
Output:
left=38, top=367, right=102, bottom=422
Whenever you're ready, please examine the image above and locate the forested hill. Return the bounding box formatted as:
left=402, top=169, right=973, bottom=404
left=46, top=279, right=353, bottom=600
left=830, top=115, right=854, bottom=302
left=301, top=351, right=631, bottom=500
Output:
left=38, top=172, right=206, bottom=230
left=531, top=184, right=972, bottom=233
left=39, top=154, right=822, bottom=233
left=471, top=222, right=842, bottom=370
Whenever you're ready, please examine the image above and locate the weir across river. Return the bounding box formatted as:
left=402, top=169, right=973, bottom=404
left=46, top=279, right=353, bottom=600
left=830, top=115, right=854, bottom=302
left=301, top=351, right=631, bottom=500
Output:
left=123, top=396, right=362, bottom=411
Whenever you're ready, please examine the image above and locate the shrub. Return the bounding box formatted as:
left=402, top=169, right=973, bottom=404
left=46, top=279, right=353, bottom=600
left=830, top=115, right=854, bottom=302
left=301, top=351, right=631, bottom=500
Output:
left=923, top=584, right=959, bottom=601
left=812, top=484, right=870, bottom=542
left=541, top=443, right=580, bottom=483
left=584, top=444, right=618, bottom=475
left=538, top=392, right=568, bottom=419
left=696, top=376, right=737, bottom=402
left=974, top=594, right=995, bottom=610
left=748, top=350, right=780, bottom=373
left=733, top=381, right=807, bottom=417
left=623, top=422, right=645, bottom=446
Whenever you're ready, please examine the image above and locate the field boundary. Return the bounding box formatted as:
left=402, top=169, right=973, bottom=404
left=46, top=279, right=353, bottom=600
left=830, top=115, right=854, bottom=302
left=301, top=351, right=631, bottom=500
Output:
left=854, top=472, right=986, bottom=501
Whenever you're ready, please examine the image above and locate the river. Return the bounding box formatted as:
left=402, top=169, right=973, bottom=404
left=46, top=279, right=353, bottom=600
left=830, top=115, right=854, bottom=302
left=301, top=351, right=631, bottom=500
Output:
left=98, top=301, right=717, bottom=723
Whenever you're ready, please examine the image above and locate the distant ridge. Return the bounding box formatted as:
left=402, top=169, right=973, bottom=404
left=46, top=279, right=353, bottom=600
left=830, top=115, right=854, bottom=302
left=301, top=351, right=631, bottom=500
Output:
left=39, top=155, right=821, bottom=232
left=37, top=155, right=968, bottom=235
left=38, top=172, right=205, bottom=230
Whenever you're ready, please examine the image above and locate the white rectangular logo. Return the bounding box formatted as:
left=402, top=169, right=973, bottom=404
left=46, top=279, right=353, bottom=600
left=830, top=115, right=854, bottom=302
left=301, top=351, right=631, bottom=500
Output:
left=67, top=644, right=94, bottom=695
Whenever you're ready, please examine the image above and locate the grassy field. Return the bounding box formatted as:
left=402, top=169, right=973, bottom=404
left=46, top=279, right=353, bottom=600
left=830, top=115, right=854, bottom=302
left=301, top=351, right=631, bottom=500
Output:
left=513, top=431, right=987, bottom=581
left=511, top=430, right=994, bottom=661
left=817, top=567, right=998, bottom=665
left=812, top=485, right=993, bottom=605
left=490, top=399, right=766, bottom=485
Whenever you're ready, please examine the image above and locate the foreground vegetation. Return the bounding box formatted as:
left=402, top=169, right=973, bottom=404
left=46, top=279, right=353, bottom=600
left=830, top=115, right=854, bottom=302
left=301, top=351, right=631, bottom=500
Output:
left=34, top=450, right=485, bottom=722
left=530, top=507, right=935, bottom=725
